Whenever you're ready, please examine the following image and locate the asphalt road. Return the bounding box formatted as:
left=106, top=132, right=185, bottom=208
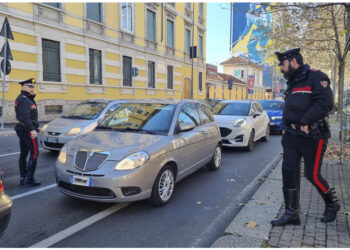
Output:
left=0, top=132, right=282, bottom=247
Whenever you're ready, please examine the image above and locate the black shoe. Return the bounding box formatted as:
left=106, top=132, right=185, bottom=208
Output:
left=23, top=177, right=41, bottom=187
left=319, top=188, right=340, bottom=223
left=271, top=188, right=300, bottom=226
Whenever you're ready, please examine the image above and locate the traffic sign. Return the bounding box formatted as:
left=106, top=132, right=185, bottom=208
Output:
left=1, top=59, right=11, bottom=75
left=0, top=17, right=14, bottom=40
left=131, top=67, right=138, bottom=77
left=0, top=40, right=13, bottom=60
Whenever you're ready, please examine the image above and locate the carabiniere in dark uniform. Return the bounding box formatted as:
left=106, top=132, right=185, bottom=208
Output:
left=14, top=78, right=41, bottom=187
left=271, top=48, right=340, bottom=226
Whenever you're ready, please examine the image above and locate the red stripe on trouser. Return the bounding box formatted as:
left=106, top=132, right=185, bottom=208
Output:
left=313, top=139, right=327, bottom=193
left=29, top=132, right=38, bottom=159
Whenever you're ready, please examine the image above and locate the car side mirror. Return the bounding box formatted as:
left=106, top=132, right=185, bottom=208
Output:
left=178, top=122, right=195, bottom=132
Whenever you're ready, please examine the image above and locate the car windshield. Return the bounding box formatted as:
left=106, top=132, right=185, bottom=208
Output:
left=62, top=102, right=108, bottom=120
left=259, top=101, right=284, bottom=111
left=97, top=103, right=176, bottom=135
left=213, top=102, right=250, bottom=116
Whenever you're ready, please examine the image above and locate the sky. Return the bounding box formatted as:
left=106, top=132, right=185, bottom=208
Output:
left=206, top=3, right=231, bottom=73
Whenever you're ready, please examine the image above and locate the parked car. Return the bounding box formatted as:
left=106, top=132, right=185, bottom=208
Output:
left=39, top=99, right=129, bottom=151
left=258, top=99, right=285, bottom=134
left=0, top=169, right=12, bottom=238
left=206, top=98, right=224, bottom=108
left=213, top=100, right=270, bottom=151
left=55, top=99, right=222, bottom=206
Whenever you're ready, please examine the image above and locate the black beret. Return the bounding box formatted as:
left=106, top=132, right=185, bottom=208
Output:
left=19, top=78, right=36, bottom=87
left=275, top=48, right=301, bottom=66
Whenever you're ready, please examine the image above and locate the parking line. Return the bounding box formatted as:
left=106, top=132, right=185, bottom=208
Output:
left=11, top=184, right=57, bottom=201
left=29, top=203, right=130, bottom=248
left=0, top=148, right=45, bottom=158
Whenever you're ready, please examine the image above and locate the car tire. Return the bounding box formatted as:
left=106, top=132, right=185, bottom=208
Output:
left=245, top=130, right=255, bottom=152
left=207, top=144, right=222, bottom=171
left=261, top=125, right=270, bottom=142
left=148, top=165, right=175, bottom=206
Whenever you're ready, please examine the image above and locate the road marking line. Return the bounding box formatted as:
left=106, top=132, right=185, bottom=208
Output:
left=0, top=148, right=45, bottom=158
left=11, top=184, right=57, bottom=201
left=29, top=203, right=130, bottom=248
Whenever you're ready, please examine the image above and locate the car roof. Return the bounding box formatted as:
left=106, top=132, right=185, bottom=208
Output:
left=220, top=100, right=253, bottom=104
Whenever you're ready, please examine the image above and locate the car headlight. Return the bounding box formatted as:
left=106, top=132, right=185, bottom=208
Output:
left=58, top=145, right=67, bottom=164
left=271, top=116, right=283, bottom=121
left=65, top=127, right=81, bottom=136
left=233, top=119, right=247, bottom=127
left=115, top=152, right=150, bottom=171
left=40, top=124, right=48, bottom=133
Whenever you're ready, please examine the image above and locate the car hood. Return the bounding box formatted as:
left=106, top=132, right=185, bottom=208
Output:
left=66, top=131, right=165, bottom=161
left=46, top=118, right=96, bottom=134
left=266, top=110, right=283, bottom=117
left=214, top=115, right=248, bottom=124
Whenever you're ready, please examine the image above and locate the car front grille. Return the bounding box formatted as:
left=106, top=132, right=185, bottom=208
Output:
left=219, top=127, right=232, bottom=137
left=48, top=132, right=61, bottom=136
left=58, top=181, right=116, bottom=199
left=43, top=142, right=64, bottom=149
left=74, top=151, right=108, bottom=172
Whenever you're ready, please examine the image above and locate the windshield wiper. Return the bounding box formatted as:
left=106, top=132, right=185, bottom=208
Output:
left=63, top=115, right=90, bottom=120
left=95, top=126, right=113, bottom=130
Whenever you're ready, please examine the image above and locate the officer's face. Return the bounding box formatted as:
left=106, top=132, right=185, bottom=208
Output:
left=279, top=58, right=298, bottom=79
left=22, top=84, right=35, bottom=96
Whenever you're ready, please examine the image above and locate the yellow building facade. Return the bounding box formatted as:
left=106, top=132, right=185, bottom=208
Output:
left=0, top=2, right=207, bottom=122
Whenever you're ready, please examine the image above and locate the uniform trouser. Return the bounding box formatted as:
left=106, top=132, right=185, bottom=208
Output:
left=282, top=132, right=329, bottom=194
left=16, top=130, right=39, bottom=179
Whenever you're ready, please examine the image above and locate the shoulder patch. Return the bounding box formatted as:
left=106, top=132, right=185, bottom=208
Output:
left=320, top=81, right=328, bottom=88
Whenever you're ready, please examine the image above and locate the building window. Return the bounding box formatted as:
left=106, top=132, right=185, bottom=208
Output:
left=42, top=39, right=61, bottom=82
left=198, top=72, right=203, bottom=91
left=198, top=35, right=203, bottom=58
left=185, top=29, right=191, bottom=54
left=148, top=61, right=155, bottom=88
left=185, top=3, right=191, bottom=10
left=87, top=3, right=102, bottom=23
left=166, top=19, right=174, bottom=48
left=167, top=65, right=173, bottom=89
left=121, top=3, right=134, bottom=33
left=147, top=9, right=156, bottom=42
left=45, top=105, right=63, bottom=114
left=43, top=3, right=61, bottom=8
left=89, top=49, right=102, bottom=85
left=199, top=3, right=204, bottom=18
left=123, top=56, right=132, bottom=86
left=241, top=69, right=244, bottom=78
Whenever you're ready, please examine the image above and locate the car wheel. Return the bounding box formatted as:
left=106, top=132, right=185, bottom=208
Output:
left=261, top=125, right=270, bottom=142
left=245, top=130, right=255, bottom=152
left=148, top=165, right=175, bottom=206
left=207, top=144, right=222, bottom=170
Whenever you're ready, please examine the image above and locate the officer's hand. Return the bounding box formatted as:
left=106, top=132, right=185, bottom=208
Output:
left=282, top=129, right=285, bottom=134
left=300, top=125, right=310, bottom=134
left=30, top=130, right=38, bottom=139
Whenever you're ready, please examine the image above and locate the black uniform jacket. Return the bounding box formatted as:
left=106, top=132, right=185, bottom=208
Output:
left=14, top=90, right=39, bottom=132
left=282, top=64, right=334, bottom=139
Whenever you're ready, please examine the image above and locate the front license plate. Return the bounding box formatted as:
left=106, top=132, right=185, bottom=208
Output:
left=46, top=137, right=59, bottom=143
left=270, top=122, right=275, bottom=125
left=71, top=176, right=92, bottom=187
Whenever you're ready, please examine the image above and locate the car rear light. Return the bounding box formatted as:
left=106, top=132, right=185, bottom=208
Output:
left=0, top=181, right=3, bottom=192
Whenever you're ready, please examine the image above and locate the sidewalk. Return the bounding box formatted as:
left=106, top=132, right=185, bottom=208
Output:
left=212, top=159, right=350, bottom=248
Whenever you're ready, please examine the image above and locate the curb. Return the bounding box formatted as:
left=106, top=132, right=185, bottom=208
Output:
left=211, top=154, right=284, bottom=248
left=0, top=129, right=16, bottom=136
left=191, top=152, right=283, bottom=247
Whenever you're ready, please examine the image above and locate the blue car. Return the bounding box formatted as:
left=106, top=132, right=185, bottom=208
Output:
left=258, top=100, right=285, bottom=134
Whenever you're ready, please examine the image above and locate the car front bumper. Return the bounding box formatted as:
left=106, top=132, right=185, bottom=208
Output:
left=219, top=125, right=250, bottom=147
left=39, top=133, right=78, bottom=151
left=55, top=157, right=160, bottom=203
left=269, top=120, right=283, bottom=131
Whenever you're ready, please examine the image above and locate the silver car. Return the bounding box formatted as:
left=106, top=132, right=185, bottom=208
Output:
left=56, top=99, right=222, bottom=206
left=39, top=99, right=128, bottom=151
